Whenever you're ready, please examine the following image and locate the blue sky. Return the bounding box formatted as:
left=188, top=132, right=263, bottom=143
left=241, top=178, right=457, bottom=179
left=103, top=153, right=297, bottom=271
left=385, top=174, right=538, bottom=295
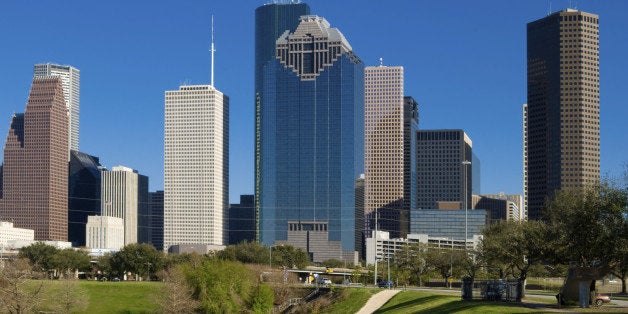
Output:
left=0, top=1, right=626, bottom=203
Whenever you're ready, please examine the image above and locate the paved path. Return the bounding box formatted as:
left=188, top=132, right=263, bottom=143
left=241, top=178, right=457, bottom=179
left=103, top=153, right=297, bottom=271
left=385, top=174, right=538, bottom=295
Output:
left=355, top=289, right=400, bottom=314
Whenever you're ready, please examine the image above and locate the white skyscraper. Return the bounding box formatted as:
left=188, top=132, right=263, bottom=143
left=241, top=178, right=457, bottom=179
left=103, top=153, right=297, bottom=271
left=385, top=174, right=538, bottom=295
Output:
left=101, top=166, right=148, bottom=245
left=164, top=85, right=229, bottom=250
left=34, top=63, right=80, bottom=151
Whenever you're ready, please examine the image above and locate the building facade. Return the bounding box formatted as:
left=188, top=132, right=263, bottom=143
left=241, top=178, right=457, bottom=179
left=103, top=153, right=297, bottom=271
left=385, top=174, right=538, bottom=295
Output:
left=257, top=14, right=364, bottom=263
left=0, top=221, right=35, bottom=249
left=34, top=63, right=80, bottom=152
left=85, top=216, right=124, bottom=250
left=0, top=77, right=68, bottom=241
left=255, top=2, right=310, bottom=241
left=472, top=194, right=522, bottom=222
left=416, top=129, right=472, bottom=210
left=101, top=166, right=148, bottom=245
left=526, top=9, right=600, bottom=220
left=68, top=150, right=103, bottom=247
left=164, top=85, right=229, bottom=250
left=364, top=66, right=406, bottom=239
left=148, top=191, right=164, bottom=250
left=409, top=209, right=487, bottom=242
left=228, top=195, right=255, bottom=245
left=365, top=231, right=482, bottom=266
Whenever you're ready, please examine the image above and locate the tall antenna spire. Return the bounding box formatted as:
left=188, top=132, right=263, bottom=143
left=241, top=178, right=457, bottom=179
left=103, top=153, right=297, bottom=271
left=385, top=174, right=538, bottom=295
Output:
left=210, top=15, right=215, bottom=87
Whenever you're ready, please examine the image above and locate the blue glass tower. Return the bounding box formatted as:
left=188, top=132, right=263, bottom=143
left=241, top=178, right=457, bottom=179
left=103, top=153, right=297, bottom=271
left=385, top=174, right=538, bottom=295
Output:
left=255, top=2, right=310, bottom=242
left=257, top=15, right=364, bottom=262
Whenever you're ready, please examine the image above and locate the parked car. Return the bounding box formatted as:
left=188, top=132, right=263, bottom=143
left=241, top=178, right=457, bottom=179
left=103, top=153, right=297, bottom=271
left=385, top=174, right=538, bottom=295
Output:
left=594, top=294, right=611, bottom=306
left=318, top=278, right=332, bottom=285
left=378, top=280, right=393, bottom=288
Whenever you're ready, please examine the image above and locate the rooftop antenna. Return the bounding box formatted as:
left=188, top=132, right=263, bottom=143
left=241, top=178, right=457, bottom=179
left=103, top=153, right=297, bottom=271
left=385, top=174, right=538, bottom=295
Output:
left=379, top=57, right=383, bottom=67
left=548, top=1, right=552, bottom=15
left=210, top=15, right=215, bottom=87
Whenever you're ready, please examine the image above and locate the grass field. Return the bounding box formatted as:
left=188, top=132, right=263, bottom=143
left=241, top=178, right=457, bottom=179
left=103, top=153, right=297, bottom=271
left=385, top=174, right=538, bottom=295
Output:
left=321, top=288, right=379, bottom=313
left=31, top=280, right=163, bottom=314
left=375, top=291, right=544, bottom=314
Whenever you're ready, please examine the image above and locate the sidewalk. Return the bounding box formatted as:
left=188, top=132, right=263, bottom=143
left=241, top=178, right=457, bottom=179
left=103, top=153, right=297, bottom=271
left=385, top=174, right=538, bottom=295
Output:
left=355, top=289, right=400, bottom=314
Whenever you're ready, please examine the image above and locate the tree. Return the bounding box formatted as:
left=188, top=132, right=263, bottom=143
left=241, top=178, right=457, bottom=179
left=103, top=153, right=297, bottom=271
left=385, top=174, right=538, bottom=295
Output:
left=271, top=245, right=309, bottom=269
left=113, top=243, right=165, bottom=280
left=321, top=258, right=344, bottom=269
left=250, top=284, right=274, bottom=314
left=393, top=242, right=428, bottom=286
left=52, top=277, right=89, bottom=314
left=481, top=220, right=548, bottom=297
left=18, top=242, right=58, bottom=273
left=216, top=241, right=269, bottom=264
left=425, top=248, right=457, bottom=287
left=0, top=258, right=48, bottom=314
left=51, top=248, right=91, bottom=278
left=544, top=184, right=627, bottom=267
left=184, top=258, right=258, bottom=313
left=154, top=266, right=199, bottom=314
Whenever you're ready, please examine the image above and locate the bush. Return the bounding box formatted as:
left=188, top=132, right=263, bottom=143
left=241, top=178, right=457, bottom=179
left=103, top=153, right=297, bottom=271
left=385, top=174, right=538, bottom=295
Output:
left=251, top=284, right=274, bottom=314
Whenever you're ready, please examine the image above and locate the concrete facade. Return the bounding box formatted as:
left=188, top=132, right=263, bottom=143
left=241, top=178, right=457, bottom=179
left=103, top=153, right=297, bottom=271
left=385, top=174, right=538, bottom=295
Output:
left=0, top=77, right=68, bottom=241
left=164, top=85, right=228, bottom=250
left=85, top=216, right=124, bottom=250
left=34, top=63, right=80, bottom=152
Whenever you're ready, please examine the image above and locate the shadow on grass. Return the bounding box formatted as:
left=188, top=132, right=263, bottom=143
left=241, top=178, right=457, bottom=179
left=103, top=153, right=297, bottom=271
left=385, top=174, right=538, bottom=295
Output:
left=375, top=295, right=442, bottom=313
left=378, top=298, right=542, bottom=314
left=414, top=300, right=534, bottom=314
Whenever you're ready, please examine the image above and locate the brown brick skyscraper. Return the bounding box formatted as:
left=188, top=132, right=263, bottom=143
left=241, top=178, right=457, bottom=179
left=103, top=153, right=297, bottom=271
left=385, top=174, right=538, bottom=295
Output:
left=0, top=77, right=69, bottom=240
left=525, top=9, right=600, bottom=220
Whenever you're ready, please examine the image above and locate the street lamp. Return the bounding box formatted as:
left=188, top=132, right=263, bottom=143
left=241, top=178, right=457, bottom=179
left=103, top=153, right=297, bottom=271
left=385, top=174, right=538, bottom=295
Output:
left=462, top=160, right=472, bottom=250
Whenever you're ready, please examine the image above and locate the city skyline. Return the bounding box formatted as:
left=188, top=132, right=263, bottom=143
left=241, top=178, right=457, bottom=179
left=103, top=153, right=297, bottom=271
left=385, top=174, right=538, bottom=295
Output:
left=1, top=1, right=627, bottom=203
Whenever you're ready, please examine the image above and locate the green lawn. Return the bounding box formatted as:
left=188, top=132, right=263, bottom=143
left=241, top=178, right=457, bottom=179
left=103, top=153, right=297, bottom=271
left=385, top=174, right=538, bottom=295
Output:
left=80, top=281, right=162, bottom=313
left=33, top=280, right=163, bottom=314
left=375, top=291, right=544, bottom=314
left=321, top=288, right=379, bottom=314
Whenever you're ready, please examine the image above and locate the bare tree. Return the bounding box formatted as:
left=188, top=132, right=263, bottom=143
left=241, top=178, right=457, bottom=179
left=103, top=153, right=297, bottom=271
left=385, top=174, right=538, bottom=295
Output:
left=154, top=267, right=199, bottom=314
left=0, top=258, right=47, bottom=314
left=52, top=277, right=89, bottom=314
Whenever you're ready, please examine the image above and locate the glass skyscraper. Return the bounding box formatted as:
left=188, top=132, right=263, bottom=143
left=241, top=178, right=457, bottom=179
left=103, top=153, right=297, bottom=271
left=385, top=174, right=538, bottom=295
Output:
left=256, top=11, right=364, bottom=263
left=255, top=2, right=310, bottom=242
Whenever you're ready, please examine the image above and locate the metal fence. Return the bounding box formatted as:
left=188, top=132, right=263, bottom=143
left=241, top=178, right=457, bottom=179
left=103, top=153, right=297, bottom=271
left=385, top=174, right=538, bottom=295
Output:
left=462, top=278, right=522, bottom=302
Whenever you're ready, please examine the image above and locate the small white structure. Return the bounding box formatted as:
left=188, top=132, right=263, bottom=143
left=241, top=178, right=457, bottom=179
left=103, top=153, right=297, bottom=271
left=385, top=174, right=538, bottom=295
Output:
left=0, top=221, right=35, bottom=251
left=86, top=216, right=124, bottom=250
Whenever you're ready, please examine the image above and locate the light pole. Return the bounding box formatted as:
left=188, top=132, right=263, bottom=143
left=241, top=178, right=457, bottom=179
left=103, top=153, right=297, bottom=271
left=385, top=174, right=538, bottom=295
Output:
left=462, top=160, right=471, bottom=250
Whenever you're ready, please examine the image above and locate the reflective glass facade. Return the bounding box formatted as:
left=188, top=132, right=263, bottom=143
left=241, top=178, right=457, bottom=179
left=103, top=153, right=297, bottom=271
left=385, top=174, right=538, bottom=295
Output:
left=255, top=3, right=310, bottom=240
left=410, top=209, right=486, bottom=241
left=258, top=15, right=364, bottom=257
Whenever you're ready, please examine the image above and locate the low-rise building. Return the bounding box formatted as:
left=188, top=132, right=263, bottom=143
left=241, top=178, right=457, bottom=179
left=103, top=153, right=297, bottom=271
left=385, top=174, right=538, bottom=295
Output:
left=86, top=216, right=124, bottom=250
left=0, top=221, right=35, bottom=251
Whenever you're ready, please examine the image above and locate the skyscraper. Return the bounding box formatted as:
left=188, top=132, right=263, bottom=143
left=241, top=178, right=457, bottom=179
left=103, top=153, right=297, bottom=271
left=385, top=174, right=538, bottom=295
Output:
left=68, top=150, right=103, bottom=247
left=34, top=63, right=80, bottom=152
left=228, top=195, right=255, bottom=245
left=403, top=96, right=419, bottom=213
left=164, top=84, right=229, bottom=250
left=416, top=130, right=472, bottom=211
left=364, top=65, right=406, bottom=238
left=148, top=191, right=164, bottom=250
left=255, top=2, right=310, bottom=241
left=526, top=9, right=600, bottom=220
left=101, top=166, right=148, bottom=245
left=0, top=77, right=69, bottom=241
left=257, top=14, right=364, bottom=263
